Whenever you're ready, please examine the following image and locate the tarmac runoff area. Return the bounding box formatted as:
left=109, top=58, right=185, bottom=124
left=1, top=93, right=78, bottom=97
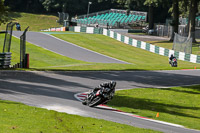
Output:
left=1, top=70, right=200, bottom=133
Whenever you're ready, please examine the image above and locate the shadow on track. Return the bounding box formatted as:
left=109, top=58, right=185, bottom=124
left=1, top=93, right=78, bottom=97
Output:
left=0, top=70, right=200, bottom=102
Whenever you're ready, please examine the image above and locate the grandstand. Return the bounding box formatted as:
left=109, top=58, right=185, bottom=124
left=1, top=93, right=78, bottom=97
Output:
left=179, top=16, right=200, bottom=26
left=72, top=9, right=147, bottom=28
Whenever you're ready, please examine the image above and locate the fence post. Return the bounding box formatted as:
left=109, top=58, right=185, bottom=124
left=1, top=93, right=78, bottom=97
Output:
left=20, top=26, right=29, bottom=68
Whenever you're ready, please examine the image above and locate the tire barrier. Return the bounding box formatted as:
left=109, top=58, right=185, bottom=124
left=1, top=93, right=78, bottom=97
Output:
left=0, top=52, right=12, bottom=68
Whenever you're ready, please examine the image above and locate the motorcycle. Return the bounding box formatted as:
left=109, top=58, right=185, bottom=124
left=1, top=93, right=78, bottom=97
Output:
left=170, top=58, right=178, bottom=67
left=16, top=23, right=21, bottom=31
left=82, top=87, right=115, bottom=107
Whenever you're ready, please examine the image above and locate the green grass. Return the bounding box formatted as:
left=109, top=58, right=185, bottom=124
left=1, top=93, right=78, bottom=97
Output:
left=0, top=100, right=160, bottom=133
left=1, top=32, right=200, bottom=70
left=0, top=34, right=89, bottom=69
left=129, top=32, right=147, bottom=35
left=52, top=33, right=200, bottom=70
left=0, top=12, right=62, bottom=31
left=0, top=32, right=200, bottom=70
left=108, top=85, right=200, bottom=130
left=147, top=40, right=200, bottom=55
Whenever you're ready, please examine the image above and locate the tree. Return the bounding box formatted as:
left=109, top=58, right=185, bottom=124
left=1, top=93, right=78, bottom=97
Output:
left=0, top=0, right=9, bottom=25
left=40, top=0, right=89, bottom=19
left=187, top=0, right=199, bottom=42
left=169, top=0, right=179, bottom=41
left=144, top=0, right=169, bottom=29
left=144, top=0, right=157, bottom=29
left=4, top=0, right=45, bottom=13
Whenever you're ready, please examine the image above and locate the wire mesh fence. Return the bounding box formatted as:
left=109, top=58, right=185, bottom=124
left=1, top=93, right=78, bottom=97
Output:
left=3, top=22, right=16, bottom=53
left=173, top=33, right=192, bottom=54
left=20, top=26, right=29, bottom=68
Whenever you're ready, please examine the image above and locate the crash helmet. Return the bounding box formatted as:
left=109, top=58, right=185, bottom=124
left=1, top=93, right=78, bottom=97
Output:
left=109, top=81, right=116, bottom=89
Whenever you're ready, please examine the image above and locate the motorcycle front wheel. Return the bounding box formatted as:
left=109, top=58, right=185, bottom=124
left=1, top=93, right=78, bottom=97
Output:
left=88, top=96, right=102, bottom=107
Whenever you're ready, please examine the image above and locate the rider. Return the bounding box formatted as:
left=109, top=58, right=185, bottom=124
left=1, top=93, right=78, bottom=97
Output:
left=82, top=81, right=116, bottom=105
left=169, top=54, right=176, bottom=64
left=16, top=22, right=21, bottom=31
left=88, top=81, right=116, bottom=100
left=93, top=81, right=116, bottom=93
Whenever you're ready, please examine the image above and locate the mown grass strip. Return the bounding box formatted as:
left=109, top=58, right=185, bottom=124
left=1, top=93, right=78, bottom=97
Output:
left=0, top=100, right=160, bottom=133
left=108, top=85, right=200, bottom=130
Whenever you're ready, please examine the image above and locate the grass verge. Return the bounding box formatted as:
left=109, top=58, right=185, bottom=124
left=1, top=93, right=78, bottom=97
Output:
left=0, top=34, right=89, bottom=68
left=52, top=33, right=200, bottom=70
left=108, top=85, right=200, bottom=130
left=1, top=32, right=200, bottom=70
left=0, top=100, right=160, bottom=133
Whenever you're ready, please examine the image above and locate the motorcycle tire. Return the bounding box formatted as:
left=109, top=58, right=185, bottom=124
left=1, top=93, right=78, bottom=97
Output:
left=82, top=100, right=87, bottom=105
left=88, top=96, right=102, bottom=107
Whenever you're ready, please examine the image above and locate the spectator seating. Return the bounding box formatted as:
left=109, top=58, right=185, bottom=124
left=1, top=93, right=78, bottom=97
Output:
left=72, top=9, right=147, bottom=28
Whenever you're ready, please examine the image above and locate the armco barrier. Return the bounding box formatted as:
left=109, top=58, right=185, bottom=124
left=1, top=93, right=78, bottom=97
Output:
left=69, top=26, right=200, bottom=64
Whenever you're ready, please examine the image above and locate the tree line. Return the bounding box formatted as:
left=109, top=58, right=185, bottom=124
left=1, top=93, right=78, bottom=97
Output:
left=0, top=0, right=200, bottom=41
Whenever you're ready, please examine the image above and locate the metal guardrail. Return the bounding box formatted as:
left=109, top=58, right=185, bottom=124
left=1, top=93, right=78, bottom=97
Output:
left=0, top=52, right=12, bottom=68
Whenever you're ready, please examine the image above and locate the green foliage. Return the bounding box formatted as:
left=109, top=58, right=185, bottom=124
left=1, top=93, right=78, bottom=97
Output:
left=40, top=0, right=88, bottom=16
left=144, top=0, right=161, bottom=7
left=0, top=0, right=9, bottom=25
left=4, top=0, right=45, bottom=13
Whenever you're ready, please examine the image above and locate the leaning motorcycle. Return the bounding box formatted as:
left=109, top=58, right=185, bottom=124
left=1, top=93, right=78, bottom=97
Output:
left=82, top=87, right=115, bottom=107
left=171, top=58, right=178, bottom=67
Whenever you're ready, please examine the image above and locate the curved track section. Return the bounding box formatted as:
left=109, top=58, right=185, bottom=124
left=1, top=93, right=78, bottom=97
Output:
left=12, top=31, right=128, bottom=64
left=0, top=70, right=200, bottom=133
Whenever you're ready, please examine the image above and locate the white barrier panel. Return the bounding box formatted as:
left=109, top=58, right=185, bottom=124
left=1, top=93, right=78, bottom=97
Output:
left=74, top=26, right=81, bottom=32
left=117, top=33, right=121, bottom=41
left=56, top=28, right=61, bottom=31
left=141, top=42, right=146, bottom=50
left=150, top=44, right=155, bottom=53
left=179, top=52, right=185, bottom=61
left=159, top=47, right=165, bottom=56
left=190, top=54, right=197, bottom=63
left=103, top=29, right=107, bottom=36
left=132, top=39, right=137, bottom=47
left=110, top=31, right=114, bottom=38
left=51, top=28, right=56, bottom=31
left=168, top=50, right=175, bottom=57
left=86, top=27, right=94, bottom=34
left=124, top=36, right=129, bottom=44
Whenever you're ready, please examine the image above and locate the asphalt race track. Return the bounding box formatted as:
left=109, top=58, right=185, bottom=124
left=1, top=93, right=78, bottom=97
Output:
left=12, top=31, right=128, bottom=64
left=1, top=70, right=200, bottom=133
left=2, top=31, right=200, bottom=132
